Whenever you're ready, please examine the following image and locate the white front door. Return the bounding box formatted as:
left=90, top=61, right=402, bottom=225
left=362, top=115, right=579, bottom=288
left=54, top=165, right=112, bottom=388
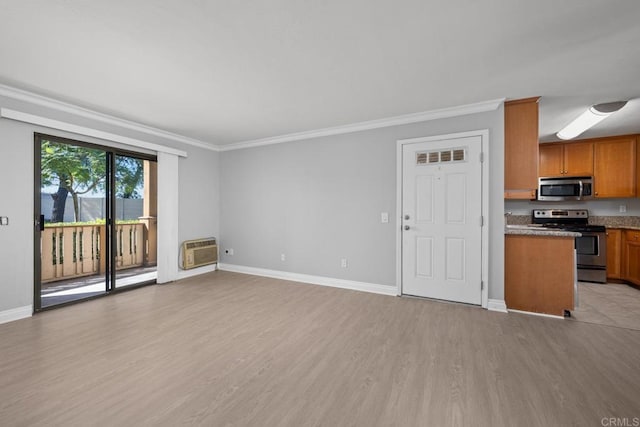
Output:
left=401, top=135, right=483, bottom=305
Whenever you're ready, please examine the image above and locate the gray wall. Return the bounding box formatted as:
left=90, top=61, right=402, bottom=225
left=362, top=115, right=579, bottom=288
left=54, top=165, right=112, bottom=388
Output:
left=0, top=95, right=220, bottom=313
left=220, top=107, right=505, bottom=300
left=178, top=144, right=220, bottom=242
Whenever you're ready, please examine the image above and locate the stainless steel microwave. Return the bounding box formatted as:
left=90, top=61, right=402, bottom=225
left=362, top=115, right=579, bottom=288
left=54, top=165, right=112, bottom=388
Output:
left=538, top=176, right=593, bottom=201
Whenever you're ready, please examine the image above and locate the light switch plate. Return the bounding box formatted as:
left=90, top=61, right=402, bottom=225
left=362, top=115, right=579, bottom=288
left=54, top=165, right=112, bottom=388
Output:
left=0, top=216, right=8, bottom=226
left=381, top=212, right=389, bottom=223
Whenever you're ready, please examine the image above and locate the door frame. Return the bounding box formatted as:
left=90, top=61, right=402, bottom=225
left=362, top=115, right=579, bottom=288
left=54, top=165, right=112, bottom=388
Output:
left=396, top=129, right=490, bottom=308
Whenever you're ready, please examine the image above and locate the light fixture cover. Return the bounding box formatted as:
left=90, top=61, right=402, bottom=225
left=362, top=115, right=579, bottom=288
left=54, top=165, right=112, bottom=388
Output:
left=556, top=101, right=627, bottom=140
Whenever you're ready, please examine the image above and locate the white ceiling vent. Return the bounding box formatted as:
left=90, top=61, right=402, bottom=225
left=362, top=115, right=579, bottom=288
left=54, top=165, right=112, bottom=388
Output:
left=416, top=148, right=466, bottom=165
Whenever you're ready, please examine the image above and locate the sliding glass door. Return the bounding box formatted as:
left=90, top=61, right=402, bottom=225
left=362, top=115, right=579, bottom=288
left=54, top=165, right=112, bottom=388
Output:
left=114, top=155, right=157, bottom=289
left=34, top=134, right=157, bottom=310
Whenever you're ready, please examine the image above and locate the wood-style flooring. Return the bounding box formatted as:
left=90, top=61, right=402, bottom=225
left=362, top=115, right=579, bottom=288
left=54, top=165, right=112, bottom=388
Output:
left=1, top=270, right=639, bottom=426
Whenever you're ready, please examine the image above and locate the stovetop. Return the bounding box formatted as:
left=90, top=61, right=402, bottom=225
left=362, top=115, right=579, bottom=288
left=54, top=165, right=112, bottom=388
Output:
left=531, top=209, right=606, bottom=233
left=540, top=223, right=606, bottom=233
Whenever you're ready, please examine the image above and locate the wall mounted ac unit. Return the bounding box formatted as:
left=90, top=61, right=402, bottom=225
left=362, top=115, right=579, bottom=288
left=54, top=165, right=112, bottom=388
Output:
left=181, top=238, right=217, bottom=269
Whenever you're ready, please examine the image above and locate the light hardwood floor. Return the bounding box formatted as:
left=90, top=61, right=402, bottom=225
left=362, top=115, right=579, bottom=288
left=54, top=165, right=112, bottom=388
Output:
left=1, top=271, right=639, bottom=426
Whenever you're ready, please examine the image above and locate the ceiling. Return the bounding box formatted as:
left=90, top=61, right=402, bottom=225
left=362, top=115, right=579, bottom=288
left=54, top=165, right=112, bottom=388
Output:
left=0, top=0, right=639, bottom=147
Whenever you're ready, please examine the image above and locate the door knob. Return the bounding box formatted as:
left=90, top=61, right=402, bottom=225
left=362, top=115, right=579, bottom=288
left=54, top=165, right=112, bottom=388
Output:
left=404, top=225, right=410, bottom=231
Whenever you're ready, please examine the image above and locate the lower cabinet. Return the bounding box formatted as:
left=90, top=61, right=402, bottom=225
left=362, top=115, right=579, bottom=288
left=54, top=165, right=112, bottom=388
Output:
left=505, top=234, right=575, bottom=316
left=606, top=229, right=622, bottom=280
left=623, top=230, right=640, bottom=286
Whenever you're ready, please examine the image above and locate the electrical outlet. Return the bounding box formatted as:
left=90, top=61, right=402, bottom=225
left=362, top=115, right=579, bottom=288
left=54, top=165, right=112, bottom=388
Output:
left=0, top=216, right=8, bottom=226
left=341, top=258, right=348, bottom=268
left=620, top=205, right=627, bottom=213
left=381, top=212, right=389, bottom=223
left=281, top=253, right=286, bottom=261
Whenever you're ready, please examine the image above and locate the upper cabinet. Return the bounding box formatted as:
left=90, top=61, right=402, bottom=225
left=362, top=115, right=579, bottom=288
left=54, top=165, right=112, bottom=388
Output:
left=505, top=97, right=539, bottom=199
left=593, top=136, right=636, bottom=198
left=539, top=141, right=593, bottom=177
left=538, top=135, right=637, bottom=199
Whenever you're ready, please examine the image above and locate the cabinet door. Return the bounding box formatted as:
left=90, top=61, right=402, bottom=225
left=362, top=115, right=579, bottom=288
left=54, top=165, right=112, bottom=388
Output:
left=594, top=137, right=636, bottom=198
left=564, top=142, right=594, bottom=176
left=505, top=97, right=539, bottom=198
left=539, top=144, right=563, bottom=177
left=606, top=228, right=622, bottom=280
left=624, top=230, right=640, bottom=285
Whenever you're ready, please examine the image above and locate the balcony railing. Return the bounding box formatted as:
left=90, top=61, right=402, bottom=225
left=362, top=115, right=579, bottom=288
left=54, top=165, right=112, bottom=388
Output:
left=41, top=223, right=146, bottom=283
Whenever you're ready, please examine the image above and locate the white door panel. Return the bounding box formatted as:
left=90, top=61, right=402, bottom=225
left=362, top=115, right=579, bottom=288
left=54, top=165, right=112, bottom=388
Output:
left=402, top=136, right=482, bottom=305
left=446, top=237, right=465, bottom=281
left=415, top=175, right=434, bottom=224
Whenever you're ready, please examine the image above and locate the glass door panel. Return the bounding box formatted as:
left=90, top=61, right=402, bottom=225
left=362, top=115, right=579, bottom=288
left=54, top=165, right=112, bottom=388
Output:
left=38, top=138, right=109, bottom=308
left=114, top=155, right=157, bottom=289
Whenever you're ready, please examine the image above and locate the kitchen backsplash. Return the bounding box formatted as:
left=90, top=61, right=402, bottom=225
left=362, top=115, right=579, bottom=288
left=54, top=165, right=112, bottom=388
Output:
left=505, top=198, right=640, bottom=216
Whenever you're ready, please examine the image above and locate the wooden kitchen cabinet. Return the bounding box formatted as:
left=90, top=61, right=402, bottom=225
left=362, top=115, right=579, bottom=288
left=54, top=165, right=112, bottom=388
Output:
left=606, top=228, right=622, bottom=280
left=563, top=142, right=594, bottom=176
left=505, top=234, right=574, bottom=316
left=539, top=144, right=563, bottom=178
left=505, top=97, right=539, bottom=199
left=623, top=230, right=640, bottom=286
left=594, top=136, right=636, bottom=198
left=539, top=141, right=593, bottom=178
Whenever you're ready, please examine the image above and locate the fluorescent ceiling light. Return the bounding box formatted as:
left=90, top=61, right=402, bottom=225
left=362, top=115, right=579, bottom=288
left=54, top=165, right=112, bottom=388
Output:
left=556, top=101, right=627, bottom=140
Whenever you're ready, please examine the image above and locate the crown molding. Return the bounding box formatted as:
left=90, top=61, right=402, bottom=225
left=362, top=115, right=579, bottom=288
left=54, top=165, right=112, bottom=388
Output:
left=0, top=83, right=219, bottom=152
left=0, top=83, right=504, bottom=154
left=219, top=98, right=504, bottom=151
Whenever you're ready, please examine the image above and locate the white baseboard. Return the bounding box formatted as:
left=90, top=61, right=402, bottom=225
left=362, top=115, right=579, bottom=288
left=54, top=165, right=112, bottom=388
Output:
left=218, top=263, right=397, bottom=296
left=0, top=305, right=32, bottom=325
left=487, top=299, right=508, bottom=313
left=176, top=263, right=218, bottom=281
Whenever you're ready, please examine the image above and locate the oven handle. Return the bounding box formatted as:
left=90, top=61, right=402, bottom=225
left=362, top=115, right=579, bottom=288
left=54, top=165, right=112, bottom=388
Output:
left=578, top=180, right=584, bottom=200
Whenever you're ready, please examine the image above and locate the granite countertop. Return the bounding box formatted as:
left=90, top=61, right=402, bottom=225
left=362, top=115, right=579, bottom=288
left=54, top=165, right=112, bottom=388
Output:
left=602, top=225, right=640, bottom=231
left=506, top=215, right=640, bottom=230
left=504, top=225, right=581, bottom=237
left=590, top=216, right=640, bottom=228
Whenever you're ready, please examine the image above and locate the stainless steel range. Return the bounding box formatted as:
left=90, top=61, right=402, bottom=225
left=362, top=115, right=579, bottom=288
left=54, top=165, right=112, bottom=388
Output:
left=532, top=209, right=607, bottom=284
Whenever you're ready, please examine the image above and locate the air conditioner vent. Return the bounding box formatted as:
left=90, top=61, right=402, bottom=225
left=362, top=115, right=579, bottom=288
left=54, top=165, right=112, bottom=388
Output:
left=185, top=239, right=216, bottom=250
left=182, top=238, right=217, bottom=270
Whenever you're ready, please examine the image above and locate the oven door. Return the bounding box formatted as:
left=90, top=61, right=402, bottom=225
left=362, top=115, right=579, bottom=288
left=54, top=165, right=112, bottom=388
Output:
left=575, top=232, right=606, bottom=267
